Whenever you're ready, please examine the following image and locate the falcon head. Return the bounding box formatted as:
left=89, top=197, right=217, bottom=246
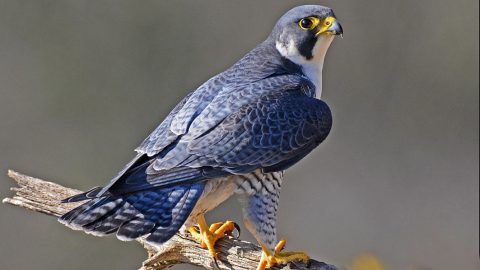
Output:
left=271, top=5, right=342, bottom=63
left=270, top=5, right=343, bottom=97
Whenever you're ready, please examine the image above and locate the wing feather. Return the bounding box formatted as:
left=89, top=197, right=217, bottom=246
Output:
left=75, top=74, right=330, bottom=200
left=182, top=88, right=332, bottom=171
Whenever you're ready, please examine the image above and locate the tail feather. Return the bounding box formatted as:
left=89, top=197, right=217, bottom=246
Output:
left=59, top=197, right=113, bottom=226
left=59, top=201, right=92, bottom=224
left=81, top=190, right=149, bottom=234
left=66, top=197, right=124, bottom=228
left=146, top=185, right=201, bottom=243
left=58, top=183, right=204, bottom=244
left=115, top=187, right=191, bottom=241
left=116, top=218, right=156, bottom=241
left=62, top=186, right=105, bottom=203
left=82, top=199, right=139, bottom=235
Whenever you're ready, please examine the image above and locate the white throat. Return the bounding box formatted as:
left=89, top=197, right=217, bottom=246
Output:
left=276, top=35, right=334, bottom=99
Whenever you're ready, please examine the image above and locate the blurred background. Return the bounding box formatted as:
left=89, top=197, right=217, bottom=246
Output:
left=0, top=1, right=478, bottom=270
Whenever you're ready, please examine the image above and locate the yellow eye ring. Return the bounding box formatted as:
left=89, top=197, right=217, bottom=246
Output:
left=298, top=17, right=320, bottom=30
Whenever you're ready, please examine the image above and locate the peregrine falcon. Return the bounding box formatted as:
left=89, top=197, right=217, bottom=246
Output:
left=59, top=5, right=342, bottom=269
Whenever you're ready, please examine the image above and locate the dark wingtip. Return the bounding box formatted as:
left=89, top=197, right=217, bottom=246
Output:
left=61, top=186, right=104, bottom=203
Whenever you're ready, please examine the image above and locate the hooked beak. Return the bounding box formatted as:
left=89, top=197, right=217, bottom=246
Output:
left=325, top=20, right=343, bottom=36
left=315, top=17, right=343, bottom=37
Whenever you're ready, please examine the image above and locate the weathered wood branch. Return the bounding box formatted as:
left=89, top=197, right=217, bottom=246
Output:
left=3, top=170, right=338, bottom=270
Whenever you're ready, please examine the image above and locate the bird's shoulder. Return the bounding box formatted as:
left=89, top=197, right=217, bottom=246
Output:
left=137, top=69, right=316, bottom=153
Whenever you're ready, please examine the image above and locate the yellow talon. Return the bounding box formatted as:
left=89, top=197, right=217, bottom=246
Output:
left=257, top=239, right=310, bottom=270
left=187, top=214, right=237, bottom=259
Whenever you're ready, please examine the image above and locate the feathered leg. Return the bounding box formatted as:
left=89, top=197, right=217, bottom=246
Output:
left=237, top=171, right=310, bottom=270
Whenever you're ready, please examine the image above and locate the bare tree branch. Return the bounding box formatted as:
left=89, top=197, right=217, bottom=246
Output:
left=3, top=170, right=338, bottom=270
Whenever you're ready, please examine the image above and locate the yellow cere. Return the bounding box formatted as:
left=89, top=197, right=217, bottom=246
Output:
left=315, top=16, right=336, bottom=36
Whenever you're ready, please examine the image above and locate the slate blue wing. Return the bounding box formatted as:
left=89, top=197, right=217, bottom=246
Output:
left=62, top=75, right=330, bottom=202
left=167, top=86, right=332, bottom=174
left=95, top=77, right=331, bottom=196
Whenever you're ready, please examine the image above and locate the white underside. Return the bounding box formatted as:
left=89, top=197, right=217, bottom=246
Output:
left=181, top=176, right=237, bottom=229
left=276, top=35, right=334, bottom=99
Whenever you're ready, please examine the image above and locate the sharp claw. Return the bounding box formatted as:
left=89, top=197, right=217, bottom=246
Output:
left=233, top=222, right=241, bottom=239
left=213, top=256, right=220, bottom=269
left=222, top=221, right=241, bottom=239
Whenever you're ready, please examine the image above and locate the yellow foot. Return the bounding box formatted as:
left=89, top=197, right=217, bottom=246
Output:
left=187, top=214, right=239, bottom=259
left=257, top=239, right=310, bottom=270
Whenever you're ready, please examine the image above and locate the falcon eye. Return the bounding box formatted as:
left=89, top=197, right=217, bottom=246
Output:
left=299, top=18, right=313, bottom=29
left=298, top=17, right=320, bottom=30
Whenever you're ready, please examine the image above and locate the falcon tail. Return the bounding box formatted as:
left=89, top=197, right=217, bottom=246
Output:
left=61, top=186, right=104, bottom=203
left=58, top=183, right=204, bottom=244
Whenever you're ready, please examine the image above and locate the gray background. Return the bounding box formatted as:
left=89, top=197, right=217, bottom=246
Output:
left=0, top=1, right=478, bottom=270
